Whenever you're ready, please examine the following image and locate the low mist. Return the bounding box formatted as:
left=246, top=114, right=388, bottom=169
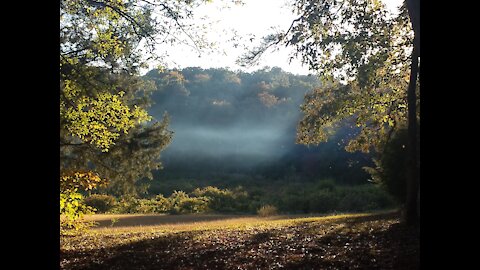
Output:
left=144, top=66, right=371, bottom=183
left=166, top=123, right=294, bottom=160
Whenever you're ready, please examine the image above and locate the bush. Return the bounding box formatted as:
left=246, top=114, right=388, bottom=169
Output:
left=336, top=185, right=396, bottom=212
left=154, top=194, right=172, bottom=213
left=110, top=192, right=210, bottom=214
left=337, top=191, right=372, bottom=212
left=191, top=186, right=249, bottom=213
left=191, top=186, right=231, bottom=211
left=98, top=182, right=396, bottom=215
left=363, top=128, right=411, bottom=203
left=275, top=181, right=396, bottom=214
left=84, top=194, right=117, bottom=213
left=278, top=193, right=310, bottom=213
left=315, top=178, right=336, bottom=191
left=175, top=197, right=210, bottom=213
left=169, top=190, right=209, bottom=214
left=135, top=198, right=161, bottom=214
left=60, top=191, right=96, bottom=232
left=112, top=196, right=140, bottom=214
left=257, top=205, right=278, bottom=217
left=129, top=195, right=175, bottom=214
left=276, top=184, right=310, bottom=213
left=308, top=190, right=340, bottom=213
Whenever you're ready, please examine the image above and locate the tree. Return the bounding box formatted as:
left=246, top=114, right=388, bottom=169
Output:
left=60, top=0, right=217, bottom=219
left=404, top=0, right=420, bottom=225
left=241, top=0, right=420, bottom=224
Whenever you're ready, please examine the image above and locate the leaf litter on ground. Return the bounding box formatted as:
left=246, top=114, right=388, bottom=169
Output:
left=60, top=211, right=419, bottom=269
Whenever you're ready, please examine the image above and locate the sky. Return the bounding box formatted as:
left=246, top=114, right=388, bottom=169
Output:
left=153, top=0, right=403, bottom=76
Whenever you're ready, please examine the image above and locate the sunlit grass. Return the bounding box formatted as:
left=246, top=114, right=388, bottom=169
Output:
left=82, top=211, right=392, bottom=235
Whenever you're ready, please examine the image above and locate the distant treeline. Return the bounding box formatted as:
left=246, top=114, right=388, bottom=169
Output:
left=135, top=67, right=373, bottom=195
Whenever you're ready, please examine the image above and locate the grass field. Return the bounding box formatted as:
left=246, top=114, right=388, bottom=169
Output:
left=81, top=212, right=377, bottom=232
left=60, top=211, right=419, bottom=269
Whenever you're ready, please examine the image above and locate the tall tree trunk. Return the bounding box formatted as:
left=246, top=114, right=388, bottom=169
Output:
left=405, top=0, right=420, bottom=225
left=405, top=45, right=419, bottom=225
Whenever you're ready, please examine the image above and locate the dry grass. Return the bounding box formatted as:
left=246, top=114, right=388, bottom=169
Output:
left=82, top=212, right=376, bottom=234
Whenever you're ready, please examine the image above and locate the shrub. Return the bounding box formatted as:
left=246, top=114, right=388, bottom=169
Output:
left=191, top=186, right=230, bottom=211
left=315, top=178, right=336, bottom=191
left=337, top=191, right=372, bottom=212
left=275, top=182, right=396, bottom=214
left=277, top=193, right=309, bottom=213
left=98, top=183, right=396, bottom=216
left=257, top=205, right=278, bottom=217
left=175, top=197, right=210, bottom=213
left=109, top=196, right=168, bottom=214
left=169, top=190, right=209, bottom=214
left=112, top=196, right=140, bottom=214
left=131, top=195, right=176, bottom=214
left=336, top=185, right=396, bottom=212
left=84, top=194, right=117, bottom=213
left=60, top=191, right=96, bottom=232
left=154, top=194, right=172, bottom=213
left=109, top=192, right=211, bottom=214
left=191, top=186, right=249, bottom=213
left=135, top=198, right=161, bottom=214
left=363, top=128, right=411, bottom=203
left=60, top=171, right=106, bottom=232
left=308, top=190, right=340, bottom=213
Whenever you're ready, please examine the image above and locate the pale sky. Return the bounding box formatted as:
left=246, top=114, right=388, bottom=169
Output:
left=153, top=0, right=403, bottom=75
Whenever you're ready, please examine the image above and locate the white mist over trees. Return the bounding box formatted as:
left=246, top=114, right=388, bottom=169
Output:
left=142, top=66, right=373, bottom=185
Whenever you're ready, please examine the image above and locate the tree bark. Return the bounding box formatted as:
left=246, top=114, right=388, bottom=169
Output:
left=406, top=0, right=420, bottom=52
left=405, top=0, right=420, bottom=225
left=405, top=45, right=419, bottom=225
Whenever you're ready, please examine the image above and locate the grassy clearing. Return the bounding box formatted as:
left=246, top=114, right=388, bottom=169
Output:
left=82, top=212, right=379, bottom=233
left=61, top=210, right=418, bottom=270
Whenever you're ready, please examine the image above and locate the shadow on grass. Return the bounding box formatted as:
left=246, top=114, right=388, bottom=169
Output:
left=61, top=211, right=419, bottom=270
left=283, top=213, right=419, bottom=270
left=62, top=227, right=286, bottom=270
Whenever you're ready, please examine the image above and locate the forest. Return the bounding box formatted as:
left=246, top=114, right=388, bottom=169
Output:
left=59, top=0, right=420, bottom=269
left=89, top=66, right=396, bottom=215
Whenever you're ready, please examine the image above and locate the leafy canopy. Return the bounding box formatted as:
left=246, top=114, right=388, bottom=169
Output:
left=242, top=0, right=416, bottom=153
left=60, top=0, right=219, bottom=201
